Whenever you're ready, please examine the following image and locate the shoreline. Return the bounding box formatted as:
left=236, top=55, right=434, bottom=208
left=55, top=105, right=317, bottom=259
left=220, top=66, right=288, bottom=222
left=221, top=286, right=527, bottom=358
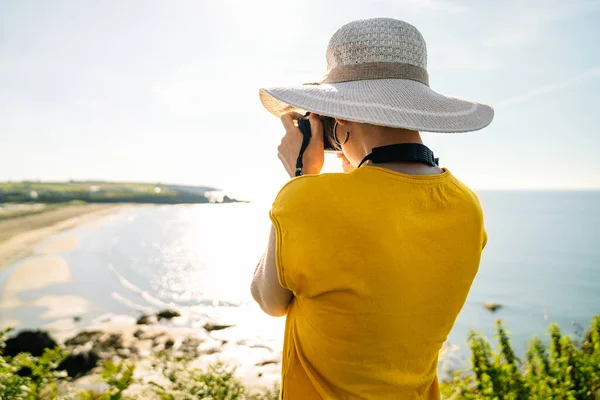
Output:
left=0, top=203, right=283, bottom=393
left=0, top=203, right=132, bottom=271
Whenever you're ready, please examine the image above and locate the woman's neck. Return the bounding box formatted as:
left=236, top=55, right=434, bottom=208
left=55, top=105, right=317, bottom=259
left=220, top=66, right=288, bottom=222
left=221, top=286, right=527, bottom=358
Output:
left=362, top=160, right=444, bottom=175
left=357, top=127, right=443, bottom=175
left=356, top=126, right=423, bottom=157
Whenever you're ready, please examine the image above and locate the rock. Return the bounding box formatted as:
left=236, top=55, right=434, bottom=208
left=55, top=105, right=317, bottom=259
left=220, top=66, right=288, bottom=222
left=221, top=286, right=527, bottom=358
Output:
left=180, top=337, right=203, bottom=354
left=203, top=323, right=235, bottom=332
left=65, top=330, right=103, bottom=347
left=250, top=344, right=273, bottom=351
left=117, top=348, right=132, bottom=358
left=103, top=333, right=123, bottom=349
left=4, top=330, right=58, bottom=357
left=156, top=309, right=180, bottom=320
left=64, top=331, right=124, bottom=361
left=256, top=360, right=278, bottom=366
left=152, top=343, right=166, bottom=352
left=204, top=347, right=221, bottom=355
left=58, top=349, right=100, bottom=378
left=136, top=314, right=157, bottom=325
left=484, top=302, right=503, bottom=312
left=133, top=329, right=164, bottom=341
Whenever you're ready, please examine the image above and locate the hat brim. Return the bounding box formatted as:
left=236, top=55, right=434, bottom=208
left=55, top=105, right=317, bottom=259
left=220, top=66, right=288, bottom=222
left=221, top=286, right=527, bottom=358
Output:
left=259, top=79, right=494, bottom=133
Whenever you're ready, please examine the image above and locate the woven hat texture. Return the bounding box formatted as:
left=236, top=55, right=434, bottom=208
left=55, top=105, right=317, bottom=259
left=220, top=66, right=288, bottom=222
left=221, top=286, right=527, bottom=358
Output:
left=259, top=17, right=494, bottom=133
left=326, top=17, right=426, bottom=71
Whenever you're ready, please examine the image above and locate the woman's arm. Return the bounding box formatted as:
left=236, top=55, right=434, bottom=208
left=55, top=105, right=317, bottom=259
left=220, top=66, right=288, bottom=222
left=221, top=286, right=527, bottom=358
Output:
left=250, top=111, right=323, bottom=316
left=250, top=225, right=293, bottom=317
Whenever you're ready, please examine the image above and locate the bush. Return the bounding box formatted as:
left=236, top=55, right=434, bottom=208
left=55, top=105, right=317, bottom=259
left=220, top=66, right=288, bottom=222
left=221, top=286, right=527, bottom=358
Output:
left=445, top=315, right=600, bottom=399
left=0, top=329, right=278, bottom=400
left=0, top=328, right=68, bottom=399
left=3, top=318, right=599, bottom=399
left=145, top=352, right=279, bottom=400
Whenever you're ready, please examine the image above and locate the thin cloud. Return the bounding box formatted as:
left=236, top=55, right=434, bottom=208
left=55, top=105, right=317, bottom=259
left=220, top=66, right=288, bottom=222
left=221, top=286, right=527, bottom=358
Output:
left=496, top=68, right=600, bottom=108
left=483, top=0, right=600, bottom=48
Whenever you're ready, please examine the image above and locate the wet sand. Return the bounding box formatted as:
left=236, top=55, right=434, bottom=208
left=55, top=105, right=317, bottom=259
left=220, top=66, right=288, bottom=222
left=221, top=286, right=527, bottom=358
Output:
left=0, top=204, right=127, bottom=271
left=0, top=243, right=93, bottom=330
left=0, top=204, right=129, bottom=329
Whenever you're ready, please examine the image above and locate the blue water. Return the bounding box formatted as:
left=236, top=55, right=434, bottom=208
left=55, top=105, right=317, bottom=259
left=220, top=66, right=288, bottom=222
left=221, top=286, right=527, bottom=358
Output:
left=446, top=191, right=600, bottom=366
left=1, top=192, right=599, bottom=371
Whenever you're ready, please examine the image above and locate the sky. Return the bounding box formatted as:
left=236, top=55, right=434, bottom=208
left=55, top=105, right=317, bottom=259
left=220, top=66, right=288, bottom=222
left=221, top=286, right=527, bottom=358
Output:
left=1, top=0, right=599, bottom=201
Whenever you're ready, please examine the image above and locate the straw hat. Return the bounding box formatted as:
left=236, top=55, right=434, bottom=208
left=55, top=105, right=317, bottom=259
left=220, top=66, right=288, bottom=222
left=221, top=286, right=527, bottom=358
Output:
left=259, top=18, right=494, bottom=133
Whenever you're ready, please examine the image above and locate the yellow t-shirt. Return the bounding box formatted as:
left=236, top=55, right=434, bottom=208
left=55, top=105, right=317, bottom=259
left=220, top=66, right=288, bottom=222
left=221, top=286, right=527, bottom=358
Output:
left=269, top=166, right=487, bottom=400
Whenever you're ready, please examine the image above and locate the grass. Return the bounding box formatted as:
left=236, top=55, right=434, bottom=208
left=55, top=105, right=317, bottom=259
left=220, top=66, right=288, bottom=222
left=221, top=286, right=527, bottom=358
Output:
left=0, top=182, right=172, bottom=193
left=0, top=181, right=229, bottom=205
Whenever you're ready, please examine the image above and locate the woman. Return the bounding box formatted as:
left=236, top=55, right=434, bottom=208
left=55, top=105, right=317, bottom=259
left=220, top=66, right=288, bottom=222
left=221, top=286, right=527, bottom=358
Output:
left=251, top=18, right=492, bottom=399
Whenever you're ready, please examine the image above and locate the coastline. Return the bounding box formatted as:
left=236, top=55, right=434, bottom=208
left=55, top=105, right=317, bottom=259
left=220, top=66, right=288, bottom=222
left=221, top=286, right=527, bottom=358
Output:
left=0, top=202, right=283, bottom=394
left=0, top=204, right=131, bottom=271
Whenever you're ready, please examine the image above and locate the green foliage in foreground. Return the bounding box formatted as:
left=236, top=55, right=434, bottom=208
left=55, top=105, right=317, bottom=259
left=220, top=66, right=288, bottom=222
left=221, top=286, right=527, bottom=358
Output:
left=0, top=335, right=68, bottom=400
left=442, top=315, right=600, bottom=399
left=2, top=317, right=599, bottom=399
left=145, top=354, right=279, bottom=400
left=0, top=329, right=278, bottom=400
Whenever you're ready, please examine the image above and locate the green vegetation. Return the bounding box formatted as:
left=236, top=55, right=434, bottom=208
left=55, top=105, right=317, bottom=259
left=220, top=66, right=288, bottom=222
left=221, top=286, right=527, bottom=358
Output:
left=2, top=317, right=598, bottom=399
left=143, top=354, right=279, bottom=400
left=442, top=316, right=600, bottom=399
left=0, top=342, right=68, bottom=400
left=0, top=181, right=238, bottom=205
left=0, top=330, right=279, bottom=400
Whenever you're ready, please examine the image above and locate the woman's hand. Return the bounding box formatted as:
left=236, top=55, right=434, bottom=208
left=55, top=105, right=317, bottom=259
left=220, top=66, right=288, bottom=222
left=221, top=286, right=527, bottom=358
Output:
left=337, top=152, right=355, bottom=173
left=278, top=111, right=324, bottom=178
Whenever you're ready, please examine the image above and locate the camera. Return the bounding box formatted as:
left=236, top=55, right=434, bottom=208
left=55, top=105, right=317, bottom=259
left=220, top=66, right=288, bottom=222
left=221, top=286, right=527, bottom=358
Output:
left=296, top=112, right=339, bottom=151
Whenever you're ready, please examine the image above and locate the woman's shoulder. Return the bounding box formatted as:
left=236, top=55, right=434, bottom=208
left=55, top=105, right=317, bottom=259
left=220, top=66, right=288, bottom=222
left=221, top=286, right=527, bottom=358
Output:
left=272, top=173, right=349, bottom=210
left=447, top=173, right=484, bottom=206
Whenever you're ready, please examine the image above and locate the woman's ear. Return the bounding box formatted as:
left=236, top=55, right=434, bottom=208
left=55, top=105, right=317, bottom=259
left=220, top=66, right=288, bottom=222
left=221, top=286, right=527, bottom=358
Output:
left=334, top=117, right=350, bottom=126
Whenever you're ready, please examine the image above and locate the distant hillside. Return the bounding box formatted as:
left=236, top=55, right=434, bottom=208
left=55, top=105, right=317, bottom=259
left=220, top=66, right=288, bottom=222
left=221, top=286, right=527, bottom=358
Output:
left=0, top=181, right=241, bottom=204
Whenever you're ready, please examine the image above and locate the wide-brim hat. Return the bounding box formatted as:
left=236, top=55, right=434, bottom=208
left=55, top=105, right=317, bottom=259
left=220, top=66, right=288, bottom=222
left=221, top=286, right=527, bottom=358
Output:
left=259, top=18, right=494, bottom=133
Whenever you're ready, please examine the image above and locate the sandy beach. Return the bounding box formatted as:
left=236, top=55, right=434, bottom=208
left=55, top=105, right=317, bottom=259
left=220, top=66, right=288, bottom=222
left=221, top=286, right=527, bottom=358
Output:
left=0, top=204, right=128, bottom=271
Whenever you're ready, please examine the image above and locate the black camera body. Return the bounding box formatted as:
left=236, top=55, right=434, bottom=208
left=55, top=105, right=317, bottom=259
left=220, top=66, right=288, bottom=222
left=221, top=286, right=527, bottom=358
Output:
left=297, top=113, right=338, bottom=152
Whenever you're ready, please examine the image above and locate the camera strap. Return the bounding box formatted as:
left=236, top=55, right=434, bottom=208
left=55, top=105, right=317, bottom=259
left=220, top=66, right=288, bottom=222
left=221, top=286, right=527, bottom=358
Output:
left=358, top=143, right=439, bottom=168
left=295, top=113, right=313, bottom=177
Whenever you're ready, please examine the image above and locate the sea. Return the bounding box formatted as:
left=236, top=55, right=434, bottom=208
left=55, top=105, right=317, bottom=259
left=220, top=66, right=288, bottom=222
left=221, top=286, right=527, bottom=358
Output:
left=1, top=191, right=599, bottom=373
